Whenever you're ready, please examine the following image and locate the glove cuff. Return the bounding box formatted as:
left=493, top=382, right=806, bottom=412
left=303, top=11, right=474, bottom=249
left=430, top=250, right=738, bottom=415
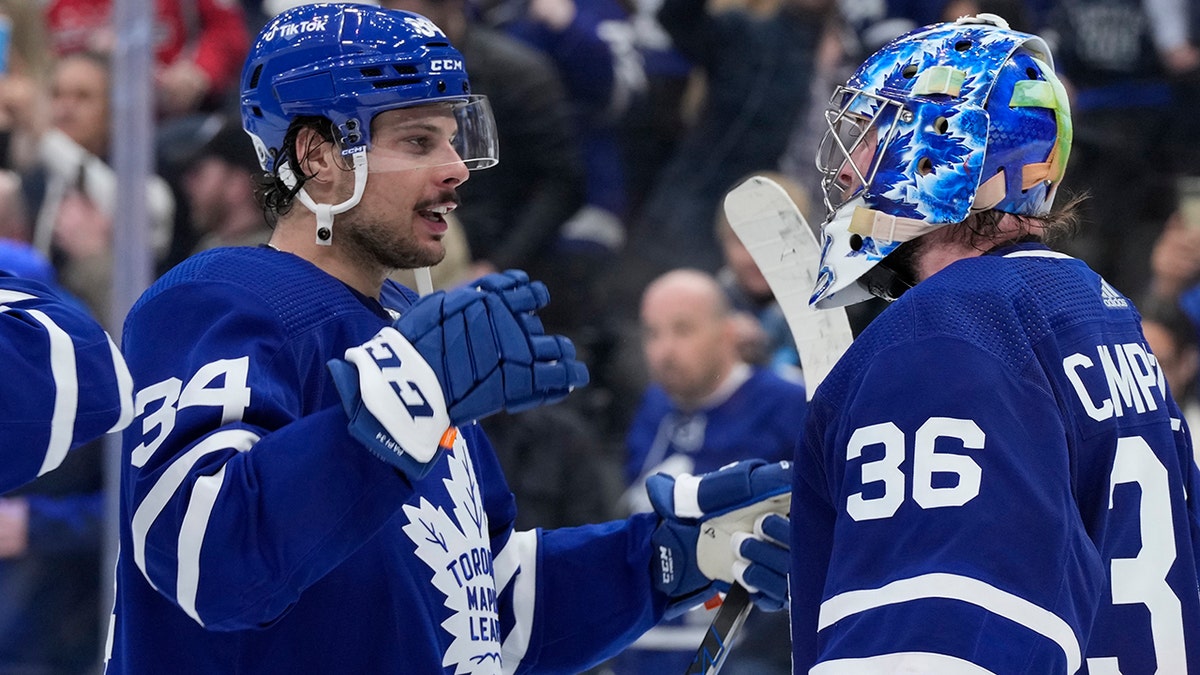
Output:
left=328, top=327, right=452, bottom=480
left=650, top=518, right=714, bottom=600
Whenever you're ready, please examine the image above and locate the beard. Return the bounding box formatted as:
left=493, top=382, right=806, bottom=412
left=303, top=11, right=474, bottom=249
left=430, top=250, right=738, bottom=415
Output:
left=337, top=213, right=446, bottom=271
left=335, top=188, right=459, bottom=271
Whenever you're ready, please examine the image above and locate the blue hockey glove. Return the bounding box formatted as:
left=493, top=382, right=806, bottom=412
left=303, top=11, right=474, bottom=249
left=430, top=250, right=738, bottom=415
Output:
left=649, top=459, right=791, bottom=615
left=397, top=270, right=589, bottom=420
left=327, top=270, right=588, bottom=479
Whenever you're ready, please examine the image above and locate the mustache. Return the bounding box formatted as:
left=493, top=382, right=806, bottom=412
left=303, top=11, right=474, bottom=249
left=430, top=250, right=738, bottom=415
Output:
left=414, top=191, right=461, bottom=211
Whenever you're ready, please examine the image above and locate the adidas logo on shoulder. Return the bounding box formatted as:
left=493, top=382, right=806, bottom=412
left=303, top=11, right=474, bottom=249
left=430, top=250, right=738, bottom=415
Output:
left=1100, top=279, right=1128, bottom=309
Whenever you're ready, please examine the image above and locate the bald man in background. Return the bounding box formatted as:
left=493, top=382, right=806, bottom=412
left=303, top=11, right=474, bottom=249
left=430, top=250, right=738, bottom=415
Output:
left=609, top=268, right=807, bottom=675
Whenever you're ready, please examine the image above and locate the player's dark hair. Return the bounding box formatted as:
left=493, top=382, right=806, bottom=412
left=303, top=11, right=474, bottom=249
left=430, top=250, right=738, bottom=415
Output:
left=960, top=191, right=1088, bottom=251
left=253, top=116, right=338, bottom=221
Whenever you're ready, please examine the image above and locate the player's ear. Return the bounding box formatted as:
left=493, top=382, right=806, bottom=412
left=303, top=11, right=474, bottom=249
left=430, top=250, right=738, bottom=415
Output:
left=294, top=125, right=339, bottom=190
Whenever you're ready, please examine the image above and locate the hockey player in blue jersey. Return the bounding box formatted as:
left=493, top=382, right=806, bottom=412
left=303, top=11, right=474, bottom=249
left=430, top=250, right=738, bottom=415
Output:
left=790, top=12, right=1200, bottom=674
left=0, top=271, right=132, bottom=495
left=106, top=4, right=791, bottom=674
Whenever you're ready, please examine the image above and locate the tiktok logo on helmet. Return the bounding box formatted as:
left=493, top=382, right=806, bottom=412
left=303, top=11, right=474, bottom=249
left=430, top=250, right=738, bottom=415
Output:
left=261, top=15, right=329, bottom=42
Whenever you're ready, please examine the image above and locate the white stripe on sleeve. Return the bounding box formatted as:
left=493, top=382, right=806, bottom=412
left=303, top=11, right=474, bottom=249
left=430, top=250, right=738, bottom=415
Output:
left=26, top=308, right=78, bottom=476
left=0, top=290, right=36, bottom=303
left=131, top=429, right=260, bottom=597
left=810, top=651, right=999, bottom=674
left=494, top=529, right=538, bottom=675
left=177, top=464, right=230, bottom=625
left=818, top=572, right=1081, bottom=673
left=106, top=335, right=135, bottom=433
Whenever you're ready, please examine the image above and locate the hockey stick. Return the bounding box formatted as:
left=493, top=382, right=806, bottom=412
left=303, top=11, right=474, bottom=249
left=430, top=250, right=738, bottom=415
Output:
left=722, top=175, right=853, bottom=402
left=685, top=175, right=853, bottom=675
left=685, top=583, right=752, bottom=674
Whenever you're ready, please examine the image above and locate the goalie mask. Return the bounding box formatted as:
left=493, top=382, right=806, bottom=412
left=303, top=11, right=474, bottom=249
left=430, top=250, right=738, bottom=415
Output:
left=811, top=14, right=1072, bottom=308
left=240, top=3, right=499, bottom=243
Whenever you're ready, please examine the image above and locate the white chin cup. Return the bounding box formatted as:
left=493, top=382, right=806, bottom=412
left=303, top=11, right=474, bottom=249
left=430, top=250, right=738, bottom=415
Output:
left=811, top=196, right=885, bottom=309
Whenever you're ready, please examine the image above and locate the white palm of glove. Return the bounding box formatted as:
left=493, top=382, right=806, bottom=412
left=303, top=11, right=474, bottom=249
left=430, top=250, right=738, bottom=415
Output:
left=697, top=492, right=790, bottom=592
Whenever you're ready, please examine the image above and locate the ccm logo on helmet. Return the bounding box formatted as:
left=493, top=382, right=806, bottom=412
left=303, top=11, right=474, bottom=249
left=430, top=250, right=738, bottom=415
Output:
left=429, top=59, right=463, bottom=72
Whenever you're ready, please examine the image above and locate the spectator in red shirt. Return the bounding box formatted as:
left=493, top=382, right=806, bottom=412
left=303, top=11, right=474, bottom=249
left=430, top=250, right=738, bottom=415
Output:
left=45, top=0, right=250, bottom=117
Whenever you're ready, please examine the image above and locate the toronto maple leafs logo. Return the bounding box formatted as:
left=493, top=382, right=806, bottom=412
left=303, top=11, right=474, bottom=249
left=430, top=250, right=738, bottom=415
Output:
left=402, top=434, right=502, bottom=674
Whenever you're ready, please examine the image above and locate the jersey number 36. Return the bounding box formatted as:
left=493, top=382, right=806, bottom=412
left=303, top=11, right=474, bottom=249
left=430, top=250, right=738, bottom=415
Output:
left=844, top=418, right=1187, bottom=672
left=845, top=416, right=983, bottom=522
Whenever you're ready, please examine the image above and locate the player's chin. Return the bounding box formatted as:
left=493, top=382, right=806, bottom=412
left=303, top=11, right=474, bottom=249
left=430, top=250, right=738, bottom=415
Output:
left=410, top=239, right=446, bottom=268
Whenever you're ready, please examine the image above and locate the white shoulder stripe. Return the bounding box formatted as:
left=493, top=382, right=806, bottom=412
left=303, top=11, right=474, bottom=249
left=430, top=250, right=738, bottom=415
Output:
left=25, top=308, right=78, bottom=476
left=131, top=429, right=260, bottom=604
left=810, top=651, right=999, bottom=674
left=494, top=529, right=538, bottom=675
left=818, top=572, right=1081, bottom=673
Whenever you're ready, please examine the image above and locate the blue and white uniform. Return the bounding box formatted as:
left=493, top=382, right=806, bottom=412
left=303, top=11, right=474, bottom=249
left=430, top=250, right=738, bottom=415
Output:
left=791, top=244, right=1200, bottom=673
left=106, top=247, right=665, bottom=674
left=0, top=272, right=131, bottom=494
left=617, top=365, right=805, bottom=674
left=626, top=365, right=806, bottom=483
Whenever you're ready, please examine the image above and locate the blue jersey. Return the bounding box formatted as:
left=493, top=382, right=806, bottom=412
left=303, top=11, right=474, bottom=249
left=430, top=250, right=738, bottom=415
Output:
left=791, top=244, right=1200, bottom=673
left=626, top=366, right=807, bottom=483
left=617, top=365, right=805, bottom=673
left=107, top=247, right=665, bottom=674
left=0, top=272, right=131, bottom=494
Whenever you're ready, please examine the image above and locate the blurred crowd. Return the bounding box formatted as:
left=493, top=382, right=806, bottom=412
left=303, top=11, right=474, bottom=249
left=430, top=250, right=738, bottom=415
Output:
left=1, top=0, right=1199, bottom=672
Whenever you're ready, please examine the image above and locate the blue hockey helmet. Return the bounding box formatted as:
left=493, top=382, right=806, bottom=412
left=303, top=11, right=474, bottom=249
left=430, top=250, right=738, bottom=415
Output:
left=811, top=14, right=1072, bottom=308
left=240, top=2, right=497, bottom=174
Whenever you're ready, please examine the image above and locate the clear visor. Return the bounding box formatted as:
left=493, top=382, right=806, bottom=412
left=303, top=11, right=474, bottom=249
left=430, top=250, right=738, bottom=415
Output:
left=358, top=96, right=499, bottom=174
left=815, top=87, right=905, bottom=215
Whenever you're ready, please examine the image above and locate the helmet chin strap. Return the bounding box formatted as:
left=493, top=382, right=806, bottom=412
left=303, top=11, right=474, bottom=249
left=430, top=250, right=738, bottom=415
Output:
left=859, top=254, right=916, bottom=302
left=815, top=195, right=923, bottom=307
left=278, top=150, right=438, bottom=296
left=277, top=149, right=369, bottom=246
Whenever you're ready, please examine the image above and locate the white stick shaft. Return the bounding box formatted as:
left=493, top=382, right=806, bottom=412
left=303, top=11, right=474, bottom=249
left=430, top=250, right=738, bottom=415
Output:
left=722, top=176, right=853, bottom=400
left=415, top=267, right=434, bottom=297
